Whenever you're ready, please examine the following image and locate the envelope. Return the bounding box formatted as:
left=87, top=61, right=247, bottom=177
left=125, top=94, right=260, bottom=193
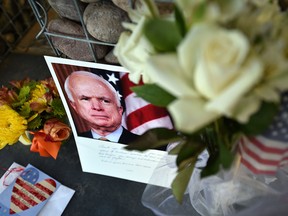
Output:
left=0, top=162, right=75, bottom=216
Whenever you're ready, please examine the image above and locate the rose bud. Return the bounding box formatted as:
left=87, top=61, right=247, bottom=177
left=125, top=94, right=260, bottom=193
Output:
left=43, top=118, right=71, bottom=142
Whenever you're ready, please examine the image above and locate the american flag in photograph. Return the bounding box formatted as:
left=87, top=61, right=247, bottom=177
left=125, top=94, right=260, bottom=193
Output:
left=91, top=68, right=126, bottom=109
left=120, top=73, right=173, bottom=135
left=239, top=91, right=288, bottom=174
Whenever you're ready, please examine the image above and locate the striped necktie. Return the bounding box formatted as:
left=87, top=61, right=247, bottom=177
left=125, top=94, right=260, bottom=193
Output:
left=98, top=137, right=109, bottom=141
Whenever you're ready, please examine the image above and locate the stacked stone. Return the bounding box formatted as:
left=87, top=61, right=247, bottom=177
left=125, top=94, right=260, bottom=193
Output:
left=46, top=0, right=173, bottom=64
left=47, top=0, right=131, bottom=64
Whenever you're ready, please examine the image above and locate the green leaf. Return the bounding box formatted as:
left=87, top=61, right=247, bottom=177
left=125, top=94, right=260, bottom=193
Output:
left=219, top=141, right=234, bottom=169
left=131, top=84, right=175, bottom=107
left=200, top=153, right=221, bottom=178
left=11, top=86, right=31, bottom=109
left=171, top=161, right=195, bottom=203
left=192, top=2, right=206, bottom=23
left=175, top=137, right=206, bottom=167
left=19, top=103, right=31, bottom=118
left=144, top=19, right=182, bottom=52
left=28, top=115, right=42, bottom=130
left=239, top=102, right=279, bottom=135
left=200, top=141, right=234, bottom=178
left=125, top=128, right=181, bottom=151
left=168, top=142, right=184, bottom=155
left=27, top=80, right=37, bottom=89
left=174, top=5, right=186, bottom=37
left=18, top=86, right=30, bottom=101
left=11, top=99, right=26, bottom=109
left=51, top=98, right=66, bottom=117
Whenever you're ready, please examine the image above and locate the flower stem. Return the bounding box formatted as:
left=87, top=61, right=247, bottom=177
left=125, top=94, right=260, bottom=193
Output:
left=143, top=0, right=159, bottom=18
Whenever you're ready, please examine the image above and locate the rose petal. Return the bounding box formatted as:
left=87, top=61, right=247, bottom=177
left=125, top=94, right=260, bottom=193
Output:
left=254, top=85, right=280, bottom=102
left=114, top=17, right=155, bottom=84
left=178, top=24, right=206, bottom=79
left=206, top=57, right=263, bottom=119
left=18, top=131, right=32, bottom=145
left=229, top=95, right=262, bottom=123
left=146, top=54, right=199, bottom=98
left=168, top=98, right=219, bottom=133
left=267, top=71, right=288, bottom=92
left=195, top=34, right=249, bottom=99
left=43, top=118, right=71, bottom=142
left=180, top=24, right=250, bottom=99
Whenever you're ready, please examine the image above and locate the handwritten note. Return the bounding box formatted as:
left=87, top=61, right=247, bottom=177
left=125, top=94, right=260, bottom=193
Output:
left=75, top=137, right=176, bottom=187
left=98, top=144, right=164, bottom=166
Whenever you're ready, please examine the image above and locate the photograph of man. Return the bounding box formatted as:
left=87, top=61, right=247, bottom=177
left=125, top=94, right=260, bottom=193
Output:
left=64, top=71, right=138, bottom=144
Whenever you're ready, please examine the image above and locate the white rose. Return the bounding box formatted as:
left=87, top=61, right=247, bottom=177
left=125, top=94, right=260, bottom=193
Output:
left=114, top=17, right=155, bottom=84
left=176, top=0, right=244, bottom=26
left=145, top=23, right=264, bottom=132
left=179, top=23, right=263, bottom=121
left=254, top=40, right=288, bottom=102
left=146, top=54, right=219, bottom=133
left=114, top=0, right=159, bottom=84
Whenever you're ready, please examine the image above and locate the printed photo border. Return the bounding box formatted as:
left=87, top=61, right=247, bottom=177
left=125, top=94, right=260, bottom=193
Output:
left=44, top=56, right=177, bottom=188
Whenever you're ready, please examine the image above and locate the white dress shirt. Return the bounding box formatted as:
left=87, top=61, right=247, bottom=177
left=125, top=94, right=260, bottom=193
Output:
left=91, top=126, right=123, bottom=142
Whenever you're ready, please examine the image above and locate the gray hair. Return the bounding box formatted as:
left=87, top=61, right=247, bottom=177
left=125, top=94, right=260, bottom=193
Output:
left=64, top=71, right=121, bottom=107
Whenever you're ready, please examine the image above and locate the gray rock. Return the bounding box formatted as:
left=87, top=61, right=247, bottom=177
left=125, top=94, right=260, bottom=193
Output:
left=134, top=1, right=174, bottom=15
left=112, top=0, right=134, bottom=12
left=80, top=0, right=100, bottom=2
left=112, top=0, right=173, bottom=14
left=47, top=0, right=87, bottom=22
left=104, top=48, right=119, bottom=64
left=83, top=1, right=129, bottom=43
left=47, top=18, right=109, bottom=61
left=157, top=2, right=174, bottom=15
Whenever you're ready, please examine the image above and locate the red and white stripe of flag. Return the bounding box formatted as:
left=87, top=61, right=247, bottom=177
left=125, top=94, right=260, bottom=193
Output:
left=10, top=177, right=56, bottom=214
left=120, top=73, right=173, bottom=135
left=239, top=136, right=288, bottom=175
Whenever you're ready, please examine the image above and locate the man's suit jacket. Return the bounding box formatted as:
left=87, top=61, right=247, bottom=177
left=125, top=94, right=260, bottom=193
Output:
left=78, top=127, right=139, bottom=144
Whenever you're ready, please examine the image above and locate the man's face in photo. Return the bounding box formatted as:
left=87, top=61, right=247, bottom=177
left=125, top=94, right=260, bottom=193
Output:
left=69, top=74, right=123, bottom=132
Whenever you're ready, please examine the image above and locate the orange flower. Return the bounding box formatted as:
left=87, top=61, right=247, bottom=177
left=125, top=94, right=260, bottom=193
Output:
left=43, top=118, right=71, bottom=142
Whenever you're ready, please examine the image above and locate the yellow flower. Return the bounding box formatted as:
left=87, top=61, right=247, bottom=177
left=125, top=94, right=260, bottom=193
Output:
left=0, top=105, right=27, bottom=149
left=31, top=84, right=46, bottom=100
left=22, top=84, right=48, bottom=114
